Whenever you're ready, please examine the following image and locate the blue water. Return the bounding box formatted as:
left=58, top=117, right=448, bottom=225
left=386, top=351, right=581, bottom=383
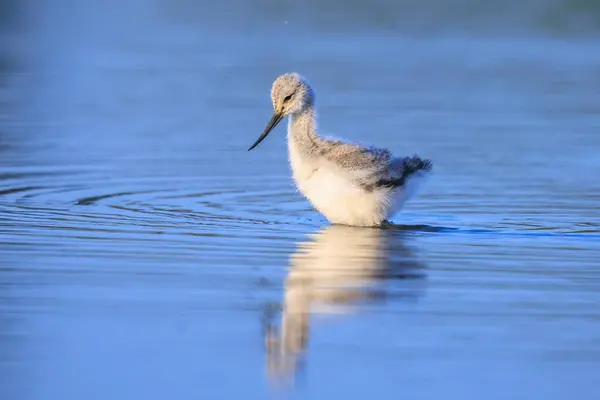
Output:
left=1, top=1, right=600, bottom=399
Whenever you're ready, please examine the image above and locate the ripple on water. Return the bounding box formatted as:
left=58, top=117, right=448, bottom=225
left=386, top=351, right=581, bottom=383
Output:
left=0, top=169, right=317, bottom=238
left=1, top=166, right=600, bottom=243
left=0, top=169, right=322, bottom=321
left=0, top=168, right=327, bottom=309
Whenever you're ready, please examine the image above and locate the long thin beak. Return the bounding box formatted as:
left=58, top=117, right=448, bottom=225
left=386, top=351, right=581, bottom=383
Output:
left=248, top=112, right=284, bottom=151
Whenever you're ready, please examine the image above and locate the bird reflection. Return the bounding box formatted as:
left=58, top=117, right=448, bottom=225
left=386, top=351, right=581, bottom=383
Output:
left=263, top=224, right=427, bottom=383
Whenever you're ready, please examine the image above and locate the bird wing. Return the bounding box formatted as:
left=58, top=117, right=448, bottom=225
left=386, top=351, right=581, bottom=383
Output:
left=319, top=138, right=433, bottom=190
left=321, top=139, right=392, bottom=172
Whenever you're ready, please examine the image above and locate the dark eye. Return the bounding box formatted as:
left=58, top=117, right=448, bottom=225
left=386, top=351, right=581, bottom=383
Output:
left=283, top=94, right=293, bottom=102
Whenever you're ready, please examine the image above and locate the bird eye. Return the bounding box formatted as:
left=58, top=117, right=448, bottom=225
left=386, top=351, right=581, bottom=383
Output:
left=283, top=94, right=293, bottom=102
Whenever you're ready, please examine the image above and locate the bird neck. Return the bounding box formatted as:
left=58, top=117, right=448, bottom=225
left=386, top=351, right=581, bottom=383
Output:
left=287, top=105, right=320, bottom=149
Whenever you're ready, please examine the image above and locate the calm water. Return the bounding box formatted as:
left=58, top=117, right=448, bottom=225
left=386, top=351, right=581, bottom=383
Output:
left=1, top=1, right=600, bottom=399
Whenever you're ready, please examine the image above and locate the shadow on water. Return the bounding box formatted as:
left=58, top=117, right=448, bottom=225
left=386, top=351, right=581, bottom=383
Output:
left=262, top=224, right=427, bottom=385
left=384, top=222, right=600, bottom=238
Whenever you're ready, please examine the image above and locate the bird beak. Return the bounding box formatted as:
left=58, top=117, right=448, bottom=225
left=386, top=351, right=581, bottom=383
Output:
left=248, top=111, right=284, bottom=151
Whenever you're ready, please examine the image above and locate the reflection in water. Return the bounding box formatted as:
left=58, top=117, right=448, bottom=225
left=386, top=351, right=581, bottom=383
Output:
left=264, top=225, right=427, bottom=382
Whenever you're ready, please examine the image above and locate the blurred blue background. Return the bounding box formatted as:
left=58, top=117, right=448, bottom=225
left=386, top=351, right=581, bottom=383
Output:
left=1, top=1, right=599, bottom=399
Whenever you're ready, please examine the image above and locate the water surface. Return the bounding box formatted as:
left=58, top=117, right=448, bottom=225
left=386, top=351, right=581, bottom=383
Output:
left=1, top=1, right=600, bottom=399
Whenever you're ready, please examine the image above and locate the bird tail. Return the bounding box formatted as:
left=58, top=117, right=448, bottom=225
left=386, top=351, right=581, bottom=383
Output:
left=402, top=155, right=433, bottom=176
left=400, top=155, right=433, bottom=203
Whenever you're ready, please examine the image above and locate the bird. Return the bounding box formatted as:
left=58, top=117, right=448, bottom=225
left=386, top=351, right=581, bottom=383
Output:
left=248, top=72, right=433, bottom=227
